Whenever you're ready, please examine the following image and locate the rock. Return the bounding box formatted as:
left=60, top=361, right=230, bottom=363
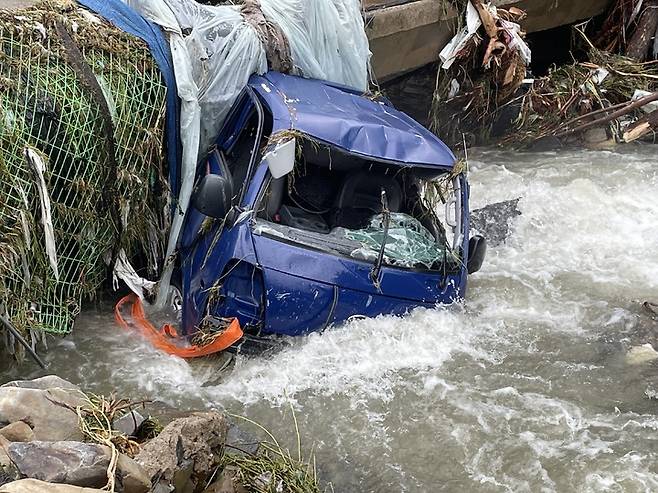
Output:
left=470, top=198, right=522, bottom=246
left=6, top=441, right=149, bottom=493
left=0, top=435, right=11, bottom=468
left=226, top=423, right=260, bottom=457
left=1, top=376, right=80, bottom=392
left=7, top=441, right=110, bottom=488
left=583, top=127, right=609, bottom=144
left=116, top=454, right=150, bottom=493
left=135, top=411, right=228, bottom=493
left=626, top=343, right=658, bottom=365
left=0, top=479, right=105, bottom=492
left=0, top=468, right=12, bottom=488
left=0, top=422, right=34, bottom=442
left=0, top=384, right=85, bottom=441
left=113, top=411, right=145, bottom=437
left=203, top=466, right=247, bottom=493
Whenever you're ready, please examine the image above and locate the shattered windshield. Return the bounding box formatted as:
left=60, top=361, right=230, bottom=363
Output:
left=336, top=213, right=452, bottom=269
left=255, top=152, right=463, bottom=271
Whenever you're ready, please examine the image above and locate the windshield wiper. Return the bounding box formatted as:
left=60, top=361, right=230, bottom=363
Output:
left=369, top=189, right=390, bottom=292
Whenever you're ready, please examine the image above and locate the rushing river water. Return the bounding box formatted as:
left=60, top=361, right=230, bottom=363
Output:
left=3, top=147, right=658, bottom=492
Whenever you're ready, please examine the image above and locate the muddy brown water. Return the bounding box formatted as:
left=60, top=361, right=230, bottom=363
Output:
left=2, top=147, right=658, bottom=492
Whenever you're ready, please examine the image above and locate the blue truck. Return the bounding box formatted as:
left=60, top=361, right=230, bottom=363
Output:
left=178, top=71, right=486, bottom=338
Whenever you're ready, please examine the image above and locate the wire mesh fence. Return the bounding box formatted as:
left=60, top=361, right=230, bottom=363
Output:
left=0, top=1, right=169, bottom=353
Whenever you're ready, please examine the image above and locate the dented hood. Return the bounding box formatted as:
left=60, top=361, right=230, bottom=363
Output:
left=249, top=72, right=456, bottom=170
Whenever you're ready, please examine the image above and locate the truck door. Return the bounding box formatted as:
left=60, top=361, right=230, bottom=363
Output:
left=179, top=89, right=266, bottom=335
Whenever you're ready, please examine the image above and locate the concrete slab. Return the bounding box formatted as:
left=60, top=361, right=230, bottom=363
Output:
left=368, top=0, right=614, bottom=80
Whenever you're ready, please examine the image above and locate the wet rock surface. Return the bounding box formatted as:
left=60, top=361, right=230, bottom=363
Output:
left=135, top=411, right=228, bottom=493
left=470, top=198, right=522, bottom=246
left=113, top=411, right=146, bottom=438
left=0, top=378, right=85, bottom=441
left=7, top=441, right=110, bottom=488
left=0, top=479, right=105, bottom=493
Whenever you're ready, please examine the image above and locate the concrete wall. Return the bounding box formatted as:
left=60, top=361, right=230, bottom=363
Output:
left=367, top=0, right=613, bottom=80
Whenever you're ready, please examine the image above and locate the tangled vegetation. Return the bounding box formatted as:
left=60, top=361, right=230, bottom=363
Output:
left=219, top=413, right=327, bottom=493
left=432, top=0, right=658, bottom=148
left=0, top=0, right=169, bottom=360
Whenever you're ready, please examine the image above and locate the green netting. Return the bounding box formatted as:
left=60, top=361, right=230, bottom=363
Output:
left=0, top=2, right=168, bottom=340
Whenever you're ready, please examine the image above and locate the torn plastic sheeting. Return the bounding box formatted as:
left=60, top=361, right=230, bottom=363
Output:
left=632, top=89, right=658, bottom=113
left=24, top=148, right=58, bottom=281
left=112, top=249, right=156, bottom=301
left=500, top=19, right=531, bottom=65
left=440, top=2, right=531, bottom=69
left=440, top=1, right=481, bottom=70
left=124, top=0, right=370, bottom=307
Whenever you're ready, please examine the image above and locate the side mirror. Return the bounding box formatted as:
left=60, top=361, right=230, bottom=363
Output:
left=192, top=174, right=232, bottom=219
left=467, top=235, right=487, bottom=274
left=263, top=137, right=295, bottom=179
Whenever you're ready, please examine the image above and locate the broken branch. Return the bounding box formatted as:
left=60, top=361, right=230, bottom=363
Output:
left=554, top=90, right=658, bottom=138
left=623, top=107, right=658, bottom=141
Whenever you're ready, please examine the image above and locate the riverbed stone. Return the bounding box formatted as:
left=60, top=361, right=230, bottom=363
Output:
left=0, top=436, right=11, bottom=469
left=0, top=385, right=85, bottom=441
left=0, top=479, right=105, bottom=493
left=0, top=422, right=34, bottom=442
left=1, top=376, right=80, bottom=392
left=203, top=466, right=247, bottom=493
left=7, top=441, right=110, bottom=488
left=6, top=441, right=149, bottom=493
left=116, top=454, right=150, bottom=493
left=135, top=411, right=228, bottom=492
left=113, top=411, right=145, bottom=437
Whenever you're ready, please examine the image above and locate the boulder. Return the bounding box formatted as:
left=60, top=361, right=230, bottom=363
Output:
left=1, top=376, right=80, bottom=392
left=7, top=441, right=110, bottom=488
left=6, top=441, right=149, bottom=493
left=202, top=466, right=247, bottom=493
left=0, top=383, right=85, bottom=441
left=113, top=411, right=145, bottom=438
left=135, top=411, right=228, bottom=493
left=0, top=436, right=11, bottom=468
left=0, top=479, right=105, bottom=493
left=0, top=422, right=34, bottom=442
left=116, top=454, right=150, bottom=493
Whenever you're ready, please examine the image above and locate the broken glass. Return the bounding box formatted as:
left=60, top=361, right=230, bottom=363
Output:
left=337, top=213, right=450, bottom=269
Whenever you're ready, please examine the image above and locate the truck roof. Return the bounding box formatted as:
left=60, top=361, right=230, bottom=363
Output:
left=248, top=72, right=456, bottom=170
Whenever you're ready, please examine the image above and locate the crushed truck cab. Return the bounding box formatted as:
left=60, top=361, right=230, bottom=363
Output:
left=179, top=72, right=485, bottom=337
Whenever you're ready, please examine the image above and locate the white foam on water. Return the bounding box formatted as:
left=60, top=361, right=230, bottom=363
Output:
left=207, top=305, right=495, bottom=406
left=24, top=148, right=658, bottom=492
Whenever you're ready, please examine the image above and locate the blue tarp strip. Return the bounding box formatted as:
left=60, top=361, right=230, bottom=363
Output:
left=76, top=0, right=180, bottom=196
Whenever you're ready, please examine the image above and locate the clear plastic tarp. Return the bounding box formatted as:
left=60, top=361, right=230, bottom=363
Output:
left=123, top=0, right=371, bottom=305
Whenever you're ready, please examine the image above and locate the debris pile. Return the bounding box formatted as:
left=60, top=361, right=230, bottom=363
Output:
left=431, top=0, right=531, bottom=146
left=432, top=0, right=658, bottom=148
left=0, top=2, right=169, bottom=359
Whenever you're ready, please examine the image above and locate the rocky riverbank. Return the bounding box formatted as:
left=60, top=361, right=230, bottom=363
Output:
left=0, top=376, right=317, bottom=493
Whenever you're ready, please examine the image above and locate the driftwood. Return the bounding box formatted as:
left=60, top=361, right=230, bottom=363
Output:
left=626, top=1, right=658, bottom=60
left=554, top=91, right=658, bottom=138
left=623, top=108, right=658, bottom=140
